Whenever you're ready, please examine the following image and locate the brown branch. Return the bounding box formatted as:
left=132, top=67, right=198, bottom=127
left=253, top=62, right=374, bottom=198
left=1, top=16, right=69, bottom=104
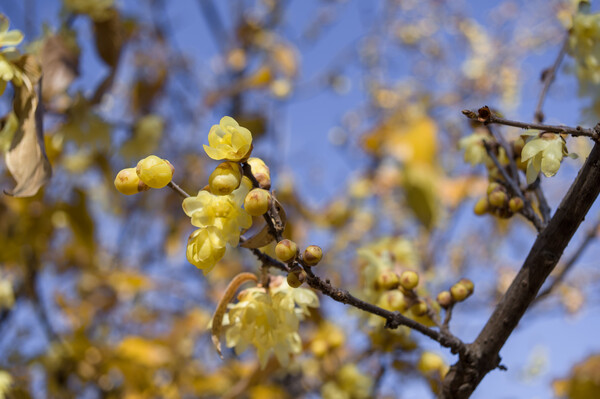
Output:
left=442, top=141, right=600, bottom=398
left=299, top=263, right=466, bottom=355
left=240, top=237, right=290, bottom=273
left=462, top=108, right=600, bottom=140
left=534, top=35, right=569, bottom=123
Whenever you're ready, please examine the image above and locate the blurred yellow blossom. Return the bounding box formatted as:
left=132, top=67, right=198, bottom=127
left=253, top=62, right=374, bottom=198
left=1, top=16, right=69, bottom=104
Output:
left=203, top=116, right=253, bottom=162
left=0, top=371, right=11, bottom=399
left=458, top=130, right=489, bottom=165
left=321, top=364, right=373, bottom=399
left=0, top=15, right=23, bottom=95
left=223, top=276, right=319, bottom=368
left=0, top=279, right=14, bottom=310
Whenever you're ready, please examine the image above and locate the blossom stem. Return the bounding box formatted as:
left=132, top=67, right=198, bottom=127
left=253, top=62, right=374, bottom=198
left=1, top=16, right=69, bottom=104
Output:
left=167, top=181, right=191, bottom=198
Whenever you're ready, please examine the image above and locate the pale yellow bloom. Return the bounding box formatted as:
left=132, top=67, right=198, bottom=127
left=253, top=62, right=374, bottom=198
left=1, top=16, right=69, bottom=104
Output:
left=0, top=371, right=11, bottom=399
left=186, top=227, right=226, bottom=274
left=568, top=11, right=600, bottom=85
left=183, top=177, right=252, bottom=247
left=223, top=277, right=319, bottom=368
left=458, top=131, right=489, bottom=165
left=521, top=133, right=568, bottom=184
left=203, top=116, right=253, bottom=162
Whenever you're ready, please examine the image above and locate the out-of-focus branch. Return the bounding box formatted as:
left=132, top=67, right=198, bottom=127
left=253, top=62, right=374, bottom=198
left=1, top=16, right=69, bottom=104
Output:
left=534, top=218, right=600, bottom=303
left=534, top=35, right=569, bottom=123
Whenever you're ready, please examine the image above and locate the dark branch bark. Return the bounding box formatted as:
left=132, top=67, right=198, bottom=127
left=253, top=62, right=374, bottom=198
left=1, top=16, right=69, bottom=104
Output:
left=441, top=141, right=600, bottom=398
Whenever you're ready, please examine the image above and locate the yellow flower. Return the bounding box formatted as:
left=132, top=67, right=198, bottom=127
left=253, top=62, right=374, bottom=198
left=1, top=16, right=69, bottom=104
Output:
left=203, top=116, right=253, bottom=162
left=0, top=15, right=23, bottom=95
left=136, top=155, right=174, bottom=189
left=182, top=177, right=252, bottom=247
left=521, top=133, right=568, bottom=184
left=0, top=370, right=12, bottom=399
left=186, top=227, right=227, bottom=274
left=223, top=277, right=319, bottom=368
left=568, top=11, right=600, bottom=85
left=458, top=131, right=489, bottom=165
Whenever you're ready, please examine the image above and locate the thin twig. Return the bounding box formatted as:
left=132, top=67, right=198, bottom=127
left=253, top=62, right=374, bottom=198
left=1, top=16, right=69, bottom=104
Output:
left=534, top=35, right=569, bottom=123
left=534, top=218, right=600, bottom=303
left=486, top=125, right=520, bottom=187
left=240, top=237, right=290, bottom=273
left=167, top=181, right=191, bottom=198
left=483, top=142, right=544, bottom=231
left=535, top=185, right=552, bottom=223
left=463, top=109, right=600, bottom=140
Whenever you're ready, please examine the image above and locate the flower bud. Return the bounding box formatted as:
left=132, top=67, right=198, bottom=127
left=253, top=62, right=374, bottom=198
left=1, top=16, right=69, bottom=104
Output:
left=287, top=270, right=305, bottom=288
left=436, top=291, right=453, bottom=308
left=376, top=290, right=407, bottom=312
left=244, top=188, right=272, bottom=216
left=486, top=182, right=501, bottom=195
left=303, top=245, right=323, bottom=266
left=136, top=155, right=174, bottom=188
left=509, top=197, right=524, bottom=213
left=488, top=190, right=508, bottom=208
left=473, top=197, right=489, bottom=216
left=276, top=239, right=298, bottom=262
left=114, top=168, right=148, bottom=195
left=399, top=270, right=419, bottom=290
left=376, top=269, right=400, bottom=290
left=246, top=157, right=271, bottom=189
left=458, top=278, right=474, bottom=295
left=410, top=299, right=428, bottom=317
left=450, top=283, right=470, bottom=302
left=418, top=352, right=446, bottom=376
left=209, top=162, right=242, bottom=195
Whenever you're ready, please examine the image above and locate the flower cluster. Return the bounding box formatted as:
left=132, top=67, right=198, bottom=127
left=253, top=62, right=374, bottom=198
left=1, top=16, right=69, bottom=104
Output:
left=183, top=179, right=252, bottom=273
left=567, top=8, right=600, bottom=86
left=222, top=276, right=319, bottom=368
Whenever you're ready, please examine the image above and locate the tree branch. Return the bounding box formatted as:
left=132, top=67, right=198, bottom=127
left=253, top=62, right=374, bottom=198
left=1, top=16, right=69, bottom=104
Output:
left=534, top=35, right=569, bottom=123
left=441, top=141, right=600, bottom=398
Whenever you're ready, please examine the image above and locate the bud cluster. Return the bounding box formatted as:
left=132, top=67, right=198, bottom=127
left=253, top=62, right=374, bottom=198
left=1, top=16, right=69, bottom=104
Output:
left=114, top=155, right=174, bottom=195
left=436, top=278, right=474, bottom=308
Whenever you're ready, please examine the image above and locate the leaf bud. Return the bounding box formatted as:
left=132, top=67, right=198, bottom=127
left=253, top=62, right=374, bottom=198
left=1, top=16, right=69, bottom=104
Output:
left=275, top=239, right=298, bottom=262
left=136, top=155, right=174, bottom=188
left=208, top=161, right=242, bottom=195
left=303, top=245, right=323, bottom=266
left=399, top=270, right=419, bottom=290
left=246, top=157, right=271, bottom=189
left=244, top=188, right=272, bottom=216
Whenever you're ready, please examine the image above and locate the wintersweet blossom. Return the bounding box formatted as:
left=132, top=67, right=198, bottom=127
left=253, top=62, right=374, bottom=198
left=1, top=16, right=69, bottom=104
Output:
left=186, top=227, right=226, bottom=274
left=182, top=177, right=252, bottom=247
left=223, top=277, right=319, bottom=368
left=203, top=116, right=253, bottom=162
left=521, top=132, right=568, bottom=184
left=458, top=131, right=489, bottom=165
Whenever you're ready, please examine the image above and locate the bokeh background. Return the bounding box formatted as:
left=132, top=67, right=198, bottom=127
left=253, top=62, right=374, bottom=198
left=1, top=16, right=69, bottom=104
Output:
left=1, top=0, right=600, bottom=398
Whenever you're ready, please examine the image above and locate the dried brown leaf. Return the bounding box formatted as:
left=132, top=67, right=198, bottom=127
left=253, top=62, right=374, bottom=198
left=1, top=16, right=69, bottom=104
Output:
left=5, top=55, right=52, bottom=197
